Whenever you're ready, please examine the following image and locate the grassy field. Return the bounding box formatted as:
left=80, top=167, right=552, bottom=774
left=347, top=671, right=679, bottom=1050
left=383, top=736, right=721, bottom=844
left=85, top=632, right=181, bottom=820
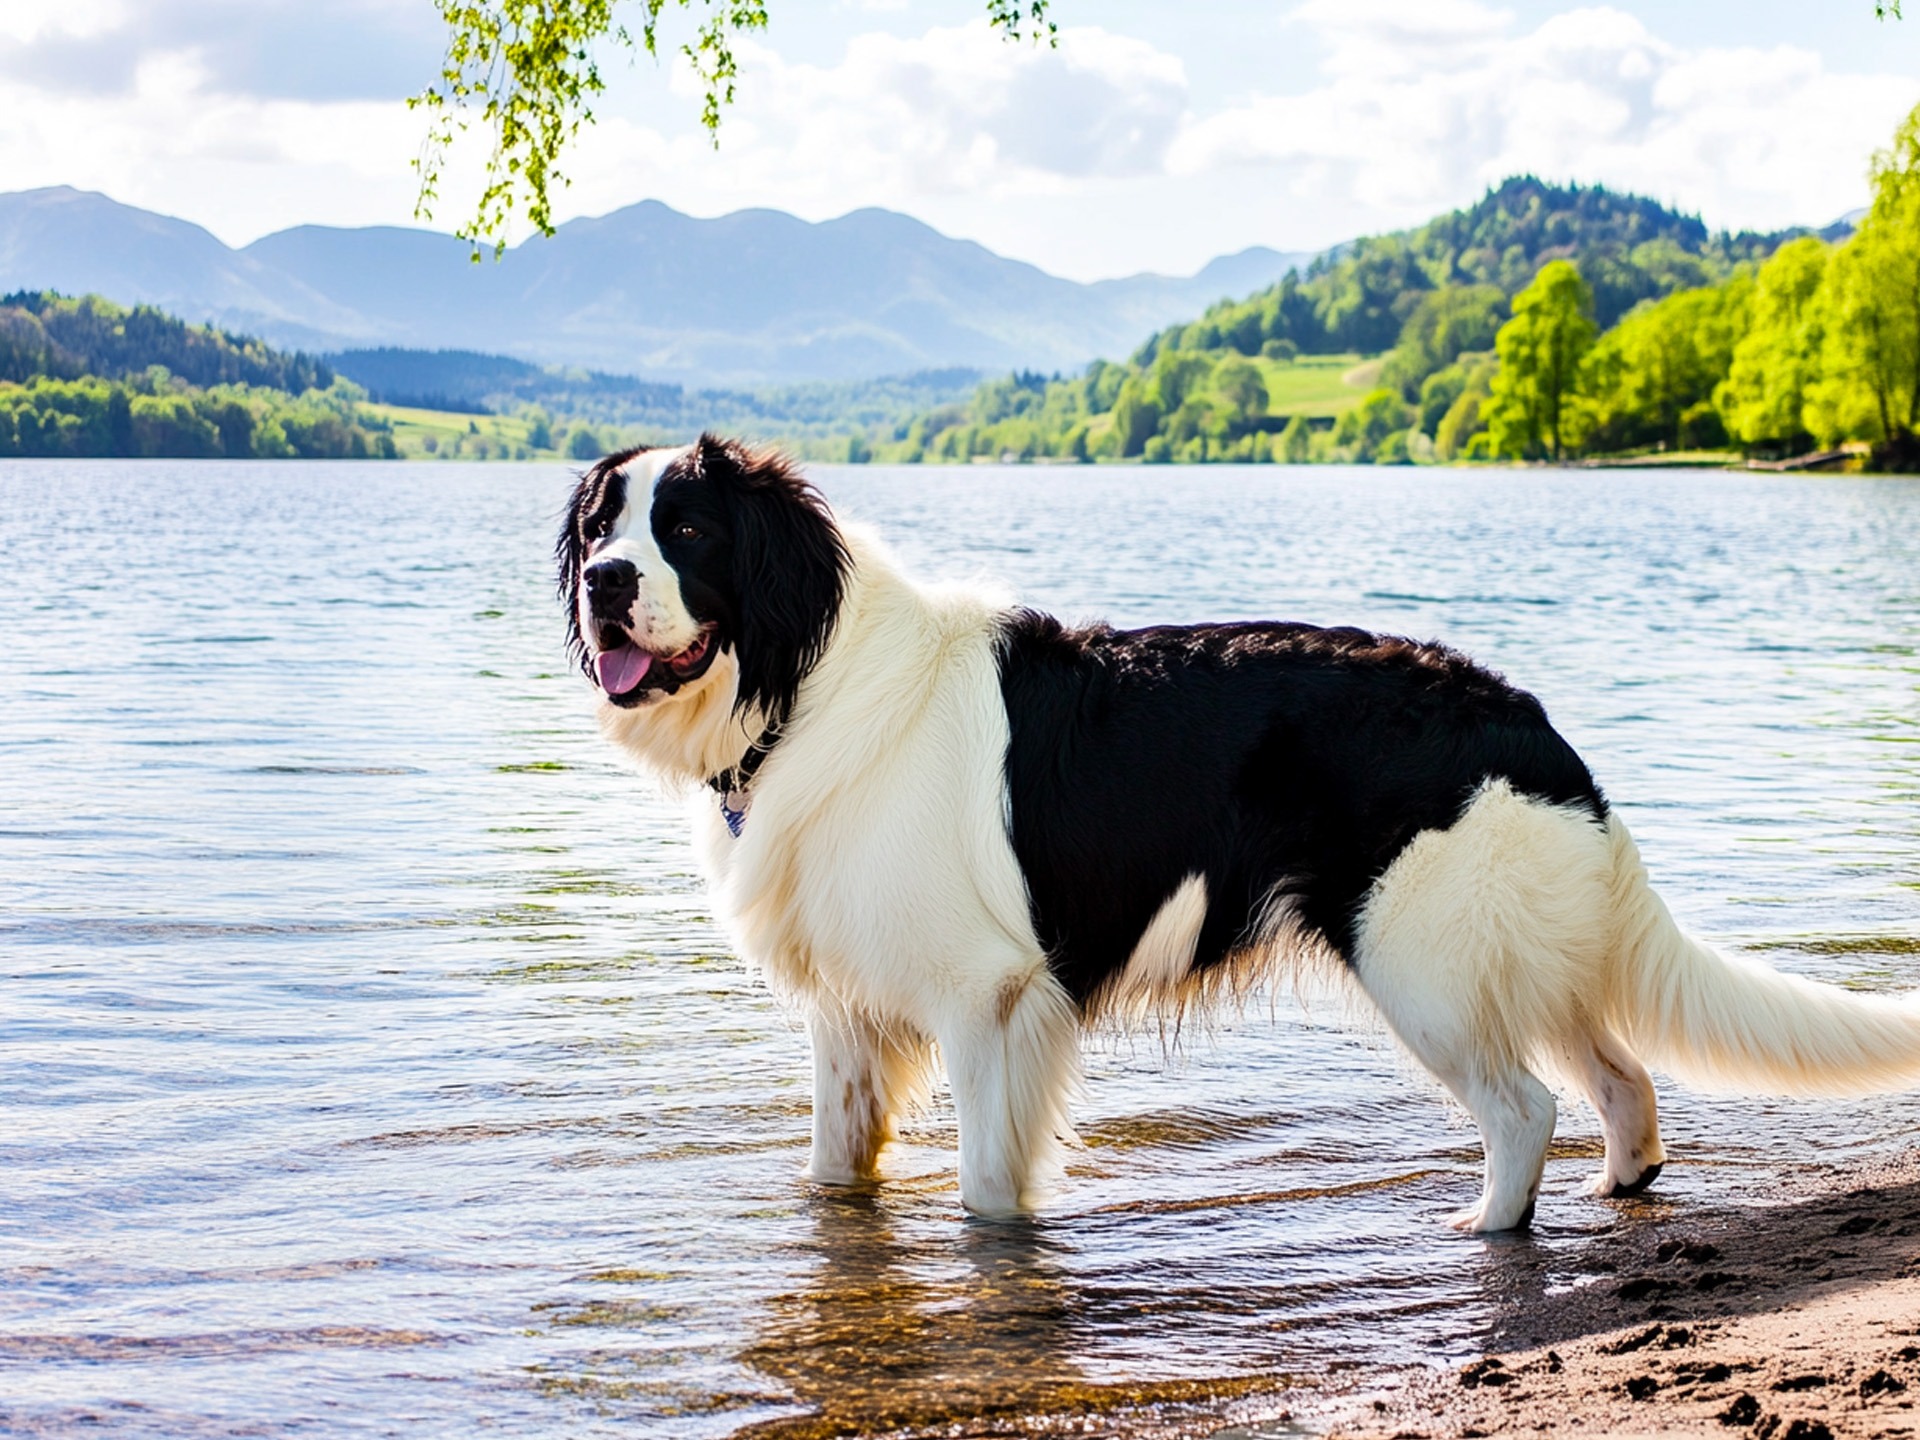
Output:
left=366, top=402, right=573, bottom=461
left=1253, top=353, right=1375, bottom=419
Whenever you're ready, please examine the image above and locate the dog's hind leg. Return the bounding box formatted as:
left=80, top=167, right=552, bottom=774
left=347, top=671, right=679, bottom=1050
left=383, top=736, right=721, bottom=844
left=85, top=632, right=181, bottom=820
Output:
left=1352, top=785, right=1623, bottom=1231
left=941, top=966, right=1080, bottom=1218
left=1565, top=1024, right=1665, bottom=1197
left=805, top=1009, right=934, bottom=1185
left=1356, top=949, right=1558, bottom=1232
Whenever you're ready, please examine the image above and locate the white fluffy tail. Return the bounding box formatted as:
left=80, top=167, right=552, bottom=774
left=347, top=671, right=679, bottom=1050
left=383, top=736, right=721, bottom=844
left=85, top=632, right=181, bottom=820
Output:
left=1606, top=819, right=1920, bottom=1097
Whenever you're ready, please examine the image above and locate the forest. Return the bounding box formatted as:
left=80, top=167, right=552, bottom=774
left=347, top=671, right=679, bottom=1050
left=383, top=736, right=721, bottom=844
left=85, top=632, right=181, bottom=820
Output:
left=875, top=104, right=1920, bottom=470
left=0, top=294, right=397, bottom=459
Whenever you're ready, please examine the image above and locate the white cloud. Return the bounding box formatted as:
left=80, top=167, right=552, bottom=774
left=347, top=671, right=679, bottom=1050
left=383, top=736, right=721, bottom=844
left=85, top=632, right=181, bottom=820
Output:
left=542, top=20, right=1192, bottom=249
left=0, top=0, right=128, bottom=45
left=1170, top=3, right=1910, bottom=240
left=714, top=22, right=1188, bottom=191
left=0, top=51, right=422, bottom=242
left=555, top=1, right=1912, bottom=274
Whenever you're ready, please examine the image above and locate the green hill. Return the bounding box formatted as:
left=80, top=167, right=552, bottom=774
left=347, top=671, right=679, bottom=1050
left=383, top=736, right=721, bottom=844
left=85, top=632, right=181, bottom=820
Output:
left=0, top=292, right=395, bottom=459
left=879, top=177, right=1830, bottom=465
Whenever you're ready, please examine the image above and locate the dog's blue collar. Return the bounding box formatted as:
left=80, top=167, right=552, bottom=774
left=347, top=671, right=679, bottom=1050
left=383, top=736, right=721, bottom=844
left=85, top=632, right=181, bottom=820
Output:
left=707, top=722, right=781, bottom=838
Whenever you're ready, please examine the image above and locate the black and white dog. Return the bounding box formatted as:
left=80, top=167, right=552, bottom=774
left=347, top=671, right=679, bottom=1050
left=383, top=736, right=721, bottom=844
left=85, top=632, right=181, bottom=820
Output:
left=560, top=435, right=1920, bottom=1231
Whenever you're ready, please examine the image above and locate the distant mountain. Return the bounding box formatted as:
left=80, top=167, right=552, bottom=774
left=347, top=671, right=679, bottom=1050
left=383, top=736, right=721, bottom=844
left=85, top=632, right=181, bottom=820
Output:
left=0, top=189, right=364, bottom=346
left=0, top=188, right=1315, bottom=387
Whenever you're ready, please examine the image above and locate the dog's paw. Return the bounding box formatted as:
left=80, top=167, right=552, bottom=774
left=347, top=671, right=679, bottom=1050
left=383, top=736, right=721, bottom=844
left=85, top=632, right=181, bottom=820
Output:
left=1588, top=1161, right=1663, bottom=1198
left=1447, top=1194, right=1537, bottom=1232
left=802, top=1158, right=872, bottom=1186
left=1447, top=1202, right=1491, bottom=1231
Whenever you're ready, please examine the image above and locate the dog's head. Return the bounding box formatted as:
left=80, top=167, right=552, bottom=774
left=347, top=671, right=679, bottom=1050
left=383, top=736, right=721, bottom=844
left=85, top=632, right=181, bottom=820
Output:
left=558, top=435, right=849, bottom=735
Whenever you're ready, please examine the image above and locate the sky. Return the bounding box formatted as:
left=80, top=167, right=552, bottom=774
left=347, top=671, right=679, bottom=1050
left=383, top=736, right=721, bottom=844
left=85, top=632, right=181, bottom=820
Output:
left=1, top=0, right=1917, bottom=281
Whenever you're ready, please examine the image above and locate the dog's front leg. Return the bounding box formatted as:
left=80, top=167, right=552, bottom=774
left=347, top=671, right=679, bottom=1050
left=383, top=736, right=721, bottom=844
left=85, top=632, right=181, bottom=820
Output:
left=941, top=967, right=1081, bottom=1218
left=805, top=1009, right=933, bottom=1184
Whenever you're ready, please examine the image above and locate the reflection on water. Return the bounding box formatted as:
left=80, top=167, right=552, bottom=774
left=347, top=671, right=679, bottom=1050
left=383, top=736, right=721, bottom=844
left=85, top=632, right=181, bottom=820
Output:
left=2, top=461, right=1918, bottom=1437
left=735, top=1195, right=1078, bottom=1436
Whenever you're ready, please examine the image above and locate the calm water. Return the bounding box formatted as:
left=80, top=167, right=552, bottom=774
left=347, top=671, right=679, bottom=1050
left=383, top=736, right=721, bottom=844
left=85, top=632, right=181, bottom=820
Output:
left=3, top=460, right=1919, bottom=1438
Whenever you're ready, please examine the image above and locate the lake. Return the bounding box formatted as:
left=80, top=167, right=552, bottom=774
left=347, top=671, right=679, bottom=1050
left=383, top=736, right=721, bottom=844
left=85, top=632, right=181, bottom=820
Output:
left=3, top=460, right=1918, bottom=1438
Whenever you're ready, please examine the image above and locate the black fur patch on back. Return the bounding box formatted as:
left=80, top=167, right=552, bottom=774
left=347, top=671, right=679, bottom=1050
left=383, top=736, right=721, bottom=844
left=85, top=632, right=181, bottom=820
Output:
left=994, top=613, right=1607, bottom=1007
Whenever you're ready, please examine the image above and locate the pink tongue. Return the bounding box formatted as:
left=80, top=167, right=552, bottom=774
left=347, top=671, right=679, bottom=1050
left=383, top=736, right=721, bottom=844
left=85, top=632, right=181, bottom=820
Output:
left=595, top=644, right=653, bottom=695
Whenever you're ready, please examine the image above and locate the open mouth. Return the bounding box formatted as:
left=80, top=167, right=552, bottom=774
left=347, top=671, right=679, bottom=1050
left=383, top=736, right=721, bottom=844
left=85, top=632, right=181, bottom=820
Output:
left=592, top=625, right=719, bottom=705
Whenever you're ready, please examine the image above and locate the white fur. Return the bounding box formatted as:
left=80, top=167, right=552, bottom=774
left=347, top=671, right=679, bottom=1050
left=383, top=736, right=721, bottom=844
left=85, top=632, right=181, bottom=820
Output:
left=1355, top=779, right=1920, bottom=1230
left=608, top=526, right=1079, bottom=1215
left=1108, top=873, right=1209, bottom=1014
left=805, top=1009, right=936, bottom=1184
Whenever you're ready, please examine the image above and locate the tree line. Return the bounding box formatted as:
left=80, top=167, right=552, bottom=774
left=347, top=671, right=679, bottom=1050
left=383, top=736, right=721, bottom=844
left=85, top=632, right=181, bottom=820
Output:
left=0, top=294, right=398, bottom=459
left=869, top=118, right=1918, bottom=468
left=1479, top=105, right=1920, bottom=466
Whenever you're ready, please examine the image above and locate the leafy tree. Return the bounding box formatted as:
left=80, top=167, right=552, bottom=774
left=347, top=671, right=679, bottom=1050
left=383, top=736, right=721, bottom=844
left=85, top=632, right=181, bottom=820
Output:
left=1316, top=236, right=1431, bottom=353
left=1278, top=414, right=1312, bottom=463
left=0, top=374, right=396, bottom=459
left=1718, top=237, right=1830, bottom=451
left=1148, top=349, right=1214, bottom=410
left=1484, top=260, right=1596, bottom=461
left=1211, top=355, right=1268, bottom=419
left=1435, top=386, right=1490, bottom=462
left=1574, top=278, right=1751, bottom=453
left=105, top=385, right=133, bottom=452
left=1380, top=285, right=1507, bottom=399
left=1333, top=388, right=1413, bottom=463
left=0, top=307, right=67, bottom=382
left=567, top=425, right=604, bottom=458
left=1417, top=353, right=1495, bottom=440
left=1806, top=102, right=1920, bottom=449
left=1084, top=359, right=1127, bottom=413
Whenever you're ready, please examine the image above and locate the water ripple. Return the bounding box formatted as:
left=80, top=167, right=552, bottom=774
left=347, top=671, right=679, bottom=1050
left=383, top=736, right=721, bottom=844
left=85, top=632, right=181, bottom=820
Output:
left=2, top=460, right=1919, bottom=1437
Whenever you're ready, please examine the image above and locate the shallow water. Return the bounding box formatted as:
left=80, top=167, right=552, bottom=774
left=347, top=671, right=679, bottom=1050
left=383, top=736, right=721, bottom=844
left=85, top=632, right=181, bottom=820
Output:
left=2, top=460, right=1918, bottom=1438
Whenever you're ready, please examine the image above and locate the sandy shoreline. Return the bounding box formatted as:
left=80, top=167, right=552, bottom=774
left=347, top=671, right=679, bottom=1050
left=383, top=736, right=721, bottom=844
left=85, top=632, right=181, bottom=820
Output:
left=763, top=1154, right=1920, bottom=1439
left=1309, top=1153, right=1920, bottom=1439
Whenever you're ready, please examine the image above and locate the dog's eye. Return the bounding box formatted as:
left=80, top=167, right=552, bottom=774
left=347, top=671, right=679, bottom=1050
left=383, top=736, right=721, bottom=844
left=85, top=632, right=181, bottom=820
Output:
left=673, top=523, right=702, bottom=542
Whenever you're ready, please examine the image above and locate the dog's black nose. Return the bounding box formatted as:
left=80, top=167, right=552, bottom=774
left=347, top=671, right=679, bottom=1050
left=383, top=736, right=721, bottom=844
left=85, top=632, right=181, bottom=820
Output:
left=584, top=558, right=638, bottom=615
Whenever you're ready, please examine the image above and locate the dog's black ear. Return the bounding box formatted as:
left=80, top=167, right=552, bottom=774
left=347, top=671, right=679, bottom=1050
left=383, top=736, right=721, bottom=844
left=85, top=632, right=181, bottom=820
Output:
left=557, top=451, right=638, bottom=680
left=557, top=474, right=590, bottom=677
left=697, top=434, right=849, bottom=725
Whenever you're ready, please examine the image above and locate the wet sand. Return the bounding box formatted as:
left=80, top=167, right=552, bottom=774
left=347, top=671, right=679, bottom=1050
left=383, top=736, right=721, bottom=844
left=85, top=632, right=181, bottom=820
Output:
left=736, top=1155, right=1920, bottom=1439
left=1315, top=1153, right=1920, bottom=1439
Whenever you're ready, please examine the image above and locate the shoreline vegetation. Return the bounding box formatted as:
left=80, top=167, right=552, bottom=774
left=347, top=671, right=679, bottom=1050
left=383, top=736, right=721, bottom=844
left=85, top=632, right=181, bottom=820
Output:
left=856, top=103, right=1920, bottom=475
left=0, top=292, right=399, bottom=460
